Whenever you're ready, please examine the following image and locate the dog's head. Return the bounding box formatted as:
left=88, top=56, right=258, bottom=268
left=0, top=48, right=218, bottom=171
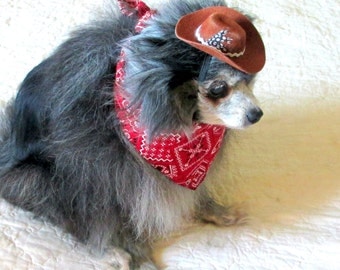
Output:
left=122, top=0, right=265, bottom=137
left=196, top=59, right=263, bottom=129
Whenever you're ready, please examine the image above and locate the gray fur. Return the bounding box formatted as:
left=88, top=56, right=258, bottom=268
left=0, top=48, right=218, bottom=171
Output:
left=0, top=0, right=262, bottom=268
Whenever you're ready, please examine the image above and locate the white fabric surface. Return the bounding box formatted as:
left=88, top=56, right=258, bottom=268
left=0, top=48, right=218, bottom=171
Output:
left=0, top=0, right=339, bottom=269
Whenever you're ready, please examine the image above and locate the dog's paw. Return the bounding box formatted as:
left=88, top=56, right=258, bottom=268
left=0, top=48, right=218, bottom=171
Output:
left=200, top=202, right=248, bottom=227
left=138, top=261, right=159, bottom=270
left=97, top=248, right=131, bottom=270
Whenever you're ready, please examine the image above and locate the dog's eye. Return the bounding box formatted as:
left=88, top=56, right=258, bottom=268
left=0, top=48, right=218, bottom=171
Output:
left=208, top=81, right=230, bottom=99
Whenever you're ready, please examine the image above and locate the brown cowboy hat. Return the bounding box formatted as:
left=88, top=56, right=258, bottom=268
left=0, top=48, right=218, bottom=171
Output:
left=175, top=6, right=266, bottom=74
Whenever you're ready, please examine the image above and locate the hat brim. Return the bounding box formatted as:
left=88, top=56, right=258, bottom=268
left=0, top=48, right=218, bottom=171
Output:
left=175, top=6, right=265, bottom=74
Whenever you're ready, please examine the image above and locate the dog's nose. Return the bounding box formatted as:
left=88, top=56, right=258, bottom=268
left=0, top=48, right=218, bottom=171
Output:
left=246, top=108, right=263, bottom=124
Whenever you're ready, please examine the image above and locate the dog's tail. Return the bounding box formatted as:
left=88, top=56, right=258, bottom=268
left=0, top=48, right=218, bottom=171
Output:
left=0, top=101, right=16, bottom=175
left=0, top=102, right=67, bottom=222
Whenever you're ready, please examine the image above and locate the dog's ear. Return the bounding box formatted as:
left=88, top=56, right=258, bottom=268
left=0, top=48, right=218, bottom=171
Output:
left=121, top=61, right=198, bottom=138
left=139, top=78, right=198, bottom=138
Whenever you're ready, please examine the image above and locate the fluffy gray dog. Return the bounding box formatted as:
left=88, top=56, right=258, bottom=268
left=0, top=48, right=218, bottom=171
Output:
left=0, top=0, right=265, bottom=268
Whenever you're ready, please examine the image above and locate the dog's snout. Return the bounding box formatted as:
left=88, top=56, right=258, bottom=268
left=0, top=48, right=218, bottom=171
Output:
left=246, top=108, right=263, bottom=124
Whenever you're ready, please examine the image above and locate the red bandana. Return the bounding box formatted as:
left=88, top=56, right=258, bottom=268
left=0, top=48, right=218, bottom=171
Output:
left=114, top=1, right=226, bottom=190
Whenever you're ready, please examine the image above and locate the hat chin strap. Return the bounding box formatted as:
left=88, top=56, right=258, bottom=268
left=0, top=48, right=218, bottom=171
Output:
left=198, top=54, right=212, bottom=83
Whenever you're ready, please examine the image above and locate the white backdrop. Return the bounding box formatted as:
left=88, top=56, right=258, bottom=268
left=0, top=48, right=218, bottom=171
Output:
left=0, top=0, right=339, bottom=269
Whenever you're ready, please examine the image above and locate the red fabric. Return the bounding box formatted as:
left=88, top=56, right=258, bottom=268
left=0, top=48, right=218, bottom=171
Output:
left=117, top=0, right=156, bottom=32
left=114, top=0, right=226, bottom=190
left=114, top=57, right=226, bottom=190
left=117, top=0, right=140, bottom=16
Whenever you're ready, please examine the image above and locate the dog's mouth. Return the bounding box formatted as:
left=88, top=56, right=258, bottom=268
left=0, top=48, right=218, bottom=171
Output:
left=192, top=111, right=200, bottom=122
left=197, top=106, right=264, bottom=129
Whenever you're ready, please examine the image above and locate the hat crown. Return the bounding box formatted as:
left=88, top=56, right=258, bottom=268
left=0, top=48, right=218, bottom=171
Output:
left=196, top=13, right=246, bottom=57
left=175, top=6, right=266, bottom=74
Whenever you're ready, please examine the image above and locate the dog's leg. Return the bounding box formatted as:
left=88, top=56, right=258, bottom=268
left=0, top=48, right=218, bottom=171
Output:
left=109, top=229, right=157, bottom=270
left=198, top=199, right=247, bottom=226
left=196, top=187, right=247, bottom=226
left=127, top=241, right=157, bottom=270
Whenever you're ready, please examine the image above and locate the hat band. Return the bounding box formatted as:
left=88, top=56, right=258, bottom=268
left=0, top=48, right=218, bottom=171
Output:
left=195, top=26, right=245, bottom=58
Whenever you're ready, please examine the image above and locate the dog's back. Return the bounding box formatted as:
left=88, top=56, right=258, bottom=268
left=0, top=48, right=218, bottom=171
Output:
left=0, top=7, right=138, bottom=243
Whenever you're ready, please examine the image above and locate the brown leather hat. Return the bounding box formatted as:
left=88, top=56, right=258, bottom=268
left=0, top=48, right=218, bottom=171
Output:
left=175, top=6, right=266, bottom=74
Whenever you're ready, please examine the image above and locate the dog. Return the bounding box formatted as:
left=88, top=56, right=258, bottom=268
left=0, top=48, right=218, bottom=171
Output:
left=0, top=0, right=265, bottom=268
